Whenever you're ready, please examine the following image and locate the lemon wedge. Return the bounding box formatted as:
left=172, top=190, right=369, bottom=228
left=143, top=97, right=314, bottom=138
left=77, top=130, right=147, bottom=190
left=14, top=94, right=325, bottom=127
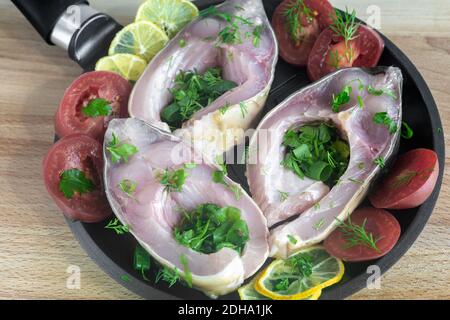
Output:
left=255, top=246, right=344, bottom=300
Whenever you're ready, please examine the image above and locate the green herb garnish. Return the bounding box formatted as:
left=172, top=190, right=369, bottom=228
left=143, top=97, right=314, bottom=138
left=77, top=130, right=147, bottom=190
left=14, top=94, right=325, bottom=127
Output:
left=273, top=253, right=313, bottom=292
left=279, top=190, right=290, bottom=202
left=313, top=218, right=325, bottom=230
left=287, top=234, right=297, bottom=245
left=156, top=266, right=180, bottom=287
left=328, top=49, right=342, bottom=70
left=336, top=217, right=382, bottom=253
left=200, top=6, right=260, bottom=47
left=374, top=156, right=385, bottom=168
left=159, top=168, right=189, bottom=193
left=332, top=85, right=352, bottom=112
left=401, top=122, right=414, bottom=139
left=82, top=98, right=112, bottom=117
left=330, top=8, right=359, bottom=46
left=282, top=123, right=350, bottom=185
left=367, top=85, right=398, bottom=100
left=107, top=133, right=139, bottom=164
left=212, top=159, right=242, bottom=200
left=179, top=39, right=186, bottom=48
left=59, top=169, right=94, bottom=199
left=283, top=0, right=314, bottom=43
left=179, top=254, right=192, bottom=288
left=161, top=68, right=237, bottom=128
left=133, top=245, right=151, bottom=281
left=105, top=218, right=130, bottom=235
left=118, top=179, right=137, bottom=197
left=239, top=102, right=248, bottom=118
left=174, top=203, right=250, bottom=255
left=373, top=112, right=398, bottom=134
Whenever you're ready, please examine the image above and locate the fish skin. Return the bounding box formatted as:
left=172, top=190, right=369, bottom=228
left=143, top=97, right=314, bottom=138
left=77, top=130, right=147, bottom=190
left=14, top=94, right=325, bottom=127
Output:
left=129, top=0, right=278, bottom=160
left=246, top=67, right=403, bottom=259
left=103, top=118, right=269, bottom=297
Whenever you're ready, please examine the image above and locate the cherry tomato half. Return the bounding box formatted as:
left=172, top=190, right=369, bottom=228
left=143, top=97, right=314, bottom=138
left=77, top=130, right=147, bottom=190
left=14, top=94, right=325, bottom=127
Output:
left=272, top=0, right=335, bottom=66
left=370, top=149, right=439, bottom=210
left=324, top=208, right=400, bottom=262
left=43, top=134, right=111, bottom=223
left=307, top=24, right=384, bottom=81
left=55, top=71, right=132, bottom=141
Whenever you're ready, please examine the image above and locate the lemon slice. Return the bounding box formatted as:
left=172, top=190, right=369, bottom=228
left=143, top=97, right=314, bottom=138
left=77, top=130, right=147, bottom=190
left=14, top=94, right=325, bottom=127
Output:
left=95, top=54, right=147, bottom=82
left=238, top=278, right=322, bottom=300
left=109, top=21, right=169, bottom=62
left=255, top=246, right=344, bottom=300
left=136, top=0, right=199, bottom=38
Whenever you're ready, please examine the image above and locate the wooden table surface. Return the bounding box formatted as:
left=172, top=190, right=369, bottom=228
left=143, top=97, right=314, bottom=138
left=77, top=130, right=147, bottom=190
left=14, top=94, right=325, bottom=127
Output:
left=0, top=0, right=448, bottom=300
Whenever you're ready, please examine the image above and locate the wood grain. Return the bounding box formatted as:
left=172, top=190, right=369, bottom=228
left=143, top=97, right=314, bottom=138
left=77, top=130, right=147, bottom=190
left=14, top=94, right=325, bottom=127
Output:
left=0, top=0, right=448, bottom=300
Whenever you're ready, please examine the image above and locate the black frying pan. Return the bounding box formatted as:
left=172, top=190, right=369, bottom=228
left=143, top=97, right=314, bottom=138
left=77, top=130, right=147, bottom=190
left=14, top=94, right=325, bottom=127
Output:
left=13, top=0, right=445, bottom=300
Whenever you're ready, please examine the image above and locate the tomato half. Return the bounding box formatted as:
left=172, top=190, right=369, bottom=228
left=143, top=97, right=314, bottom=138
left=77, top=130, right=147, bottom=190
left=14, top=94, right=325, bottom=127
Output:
left=307, top=25, right=384, bottom=81
left=43, top=134, right=111, bottom=223
left=272, top=0, right=335, bottom=66
left=369, top=149, right=439, bottom=210
left=55, top=71, right=132, bottom=141
left=324, top=208, right=401, bottom=262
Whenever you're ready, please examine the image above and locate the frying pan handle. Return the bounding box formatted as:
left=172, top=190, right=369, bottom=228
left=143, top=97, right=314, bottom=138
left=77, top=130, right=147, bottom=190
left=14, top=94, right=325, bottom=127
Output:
left=12, top=0, right=122, bottom=71
left=11, top=0, right=87, bottom=44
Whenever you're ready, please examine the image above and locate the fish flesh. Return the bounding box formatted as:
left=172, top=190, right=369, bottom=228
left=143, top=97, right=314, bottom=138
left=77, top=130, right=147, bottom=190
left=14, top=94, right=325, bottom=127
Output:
left=129, top=0, right=278, bottom=160
left=103, top=118, right=269, bottom=297
left=247, top=67, right=403, bottom=258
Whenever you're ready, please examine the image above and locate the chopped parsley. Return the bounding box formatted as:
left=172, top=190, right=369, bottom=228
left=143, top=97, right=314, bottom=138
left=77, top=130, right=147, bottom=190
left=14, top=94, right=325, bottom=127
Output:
left=161, top=68, right=237, bottom=129
left=81, top=98, right=112, bottom=117
left=273, top=253, right=313, bottom=292
left=107, top=133, right=139, bottom=164
left=373, top=112, right=398, bottom=134
left=159, top=168, right=189, bottom=193
left=282, top=123, right=350, bottom=186
left=332, top=85, right=352, bottom=112
left=174, top=203, right=250, bottom=255
left=59, top=169, right=94, bottom=199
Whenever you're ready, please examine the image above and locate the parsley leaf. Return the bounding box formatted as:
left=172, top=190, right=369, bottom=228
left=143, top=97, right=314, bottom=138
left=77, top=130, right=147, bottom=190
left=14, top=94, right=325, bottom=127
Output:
left=282, top=124, right=350, bottom=186
left=287, top=234, right=297, bottom=244
left=118, top=179, right=137, bottom=197
left=174, top=204, right=250, bottom=255
left=107, top=133, right=139, bottom=164
left=59, top=169, right=94, bottom=199
left=161, top=68, right=237, bottom=129
left=373, top=112, right=398, bottom=134
left=81, top=98, right=112, bottom=117
left=159, top=168, right=189, bottom=193
left=331, top=86, right=352, bottom=112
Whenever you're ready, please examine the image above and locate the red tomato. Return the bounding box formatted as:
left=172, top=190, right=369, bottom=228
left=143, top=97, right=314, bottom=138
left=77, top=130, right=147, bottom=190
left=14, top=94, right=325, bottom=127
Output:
left=272, top=0, right=335, bottom=66
left=55, top=71, right=131, bottom=141
left=307, top=24, right=384, bottom=81
left=324, top=208, right=401, bottom=262
left=370, top=149, right=439, bottom=210
left=43, top=134, right=111, bottom=223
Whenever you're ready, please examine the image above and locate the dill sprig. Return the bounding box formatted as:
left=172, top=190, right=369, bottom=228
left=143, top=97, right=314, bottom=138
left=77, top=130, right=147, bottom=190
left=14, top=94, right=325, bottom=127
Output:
left=283, top=0, right=315, bottom=43
left=330, top=8, right=359, bottom=46
left=336, top=217, right=382, bottom=253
